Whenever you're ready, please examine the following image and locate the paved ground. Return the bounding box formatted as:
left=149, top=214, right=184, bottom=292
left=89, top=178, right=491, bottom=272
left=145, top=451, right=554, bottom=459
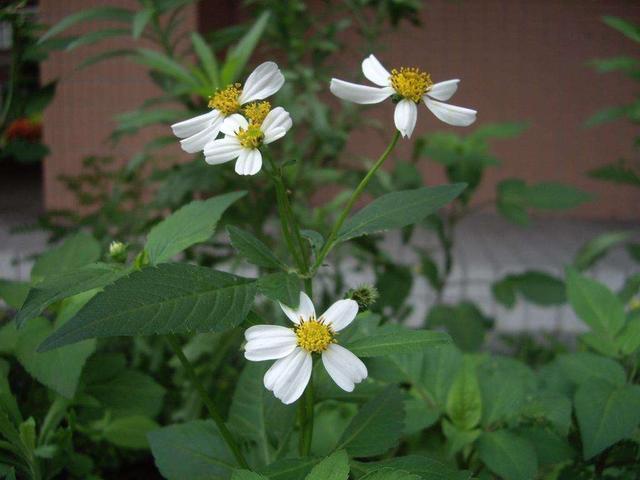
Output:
left=1, top=170, right=637, bottom=333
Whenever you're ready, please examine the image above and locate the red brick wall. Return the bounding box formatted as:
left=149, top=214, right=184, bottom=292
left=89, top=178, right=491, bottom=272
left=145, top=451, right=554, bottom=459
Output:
left=40, top=1, right=640, bottom=220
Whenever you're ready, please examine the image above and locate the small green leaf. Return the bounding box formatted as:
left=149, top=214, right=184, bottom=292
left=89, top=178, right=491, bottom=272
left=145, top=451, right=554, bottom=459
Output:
left=148, top=420, right=238, bottom=479
left=442, top=419, right=481, bottom=456
left=603, top=15, right=640, bottom=43
left=191, top=32, right=220, bottom=88
left=221, top=11, right=271, bottom=84
left=346, top=329, right=451, bottom=357
left=574, top=232, right=631, bottom=271
left=146, top=192, right=245, bottom=264
left=427, top=302, right=492, bottom=351
left=575, top=379, right=640, bottom=459
left=0, top=281, right=30, bottom=310
left=103, top=416, right=157, bottom=449
left=566, top=268, right=625, bottom=337
left=616, top=313, right=640, bottom=355
left=257, top=273, right=301, bottom=308
left=31, top=232, right=101, bottom=281
left=131, top=9, right=153, bottom=39
left=228, top=226, right=284, bottom=269
left=477, top=430, right=538, bottom=480
left=258, top=458, right=317, bottom=480
left=336, top=386, right=404, bottom=457
left=337, top=184, right=466, bottom=242
left=446, top=357, right=482, bottom=430
left=39, top=264, right=256, bottom=351
left=305, top=450, right=349, bottom=480
left=133, top=48, right=199, bottom=87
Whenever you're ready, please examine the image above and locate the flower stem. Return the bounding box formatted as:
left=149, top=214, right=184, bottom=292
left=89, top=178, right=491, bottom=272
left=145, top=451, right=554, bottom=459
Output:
left=165, top=334, right=249, bottom=469
left=312, top=131, right=401, bottom=272
left=298, top=377, right=314, bottom=456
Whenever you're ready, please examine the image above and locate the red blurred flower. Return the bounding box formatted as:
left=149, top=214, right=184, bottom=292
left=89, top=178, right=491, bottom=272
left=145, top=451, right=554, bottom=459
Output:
left=5, top=118, right=42, bottom=142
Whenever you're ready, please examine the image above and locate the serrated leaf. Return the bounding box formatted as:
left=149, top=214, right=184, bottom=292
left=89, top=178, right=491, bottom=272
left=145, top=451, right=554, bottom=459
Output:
left=258, top=458, right=318, bottom=480
left=228, top=226, right=284, bottom=269
left=336, top=386, right=404, bottom=457
left=146, top=192, right=245, bottom=264
left=31, top=232, right=101, bottom=281
left=446, top=357, right=482, bottom=430
left=477, top=430, right=538, bottom=480
left=39, top=264, right=256, bottom=351
left=305, top=450, right=349, bottom=480
left=337, top=184, right=466, bottom=242
left=346, top=330, right=451, bottom=357
left=16, top=263, right=127, bottom=328
left=575, top=380, right=640, bottom=459
left=353, top=456, right=472, bottom=480
left=148, top=420, right=238, bottom=480
left=566, top=268, right=625, bottom=337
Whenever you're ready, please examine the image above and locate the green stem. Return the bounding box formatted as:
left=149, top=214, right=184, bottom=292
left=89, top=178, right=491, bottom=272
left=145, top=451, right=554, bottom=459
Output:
left=312, top=131, right=401, bottom=272
left=165, top=335, right=249, bottom=469
left=298, top=378, right=314, bottom=456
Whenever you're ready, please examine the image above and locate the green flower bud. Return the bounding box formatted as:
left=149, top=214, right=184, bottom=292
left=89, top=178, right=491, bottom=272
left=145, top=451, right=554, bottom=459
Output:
left=345, top=284, right=379, bottom=312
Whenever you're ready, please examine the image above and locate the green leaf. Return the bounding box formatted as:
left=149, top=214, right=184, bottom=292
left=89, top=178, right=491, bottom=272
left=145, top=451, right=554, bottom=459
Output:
left=103, top=416, right=157, bottom=449
left=133, top=48, right=199, bottom=87
left=16, top=316, right=95, bottom=399
left=0, top=372, right=22, bottom=426
left=524, top=182, right=593, bottom=210
left=301, top=230, right=324, bottom=260
left=39, top=6, right=134, bottom=42
left=305, top=450, right=349, bottom=480
left=221, top=11, right=271, bottom=84
left=574, top=232, right=631, bottom=271
left=575, top=379, right=640, bottom=459
left=446, top=357, right=482, bottom=430
left=517, top=426, right=575, bottom=466
left=228, top=363, right=295, bottom=466
left=257, top=273, right=301, bottom=310
left=191, top=32, right=220, bottom=88
left=557, top=352, right=626, bottom=387
left=148, top=420, right=238, bottom=480
left=228, top=226, right=284, bottom=269
left=588, top=160, right=640, bottom=187
left=258, top=458, right=317, bottom=480
left=427, top=302, right=492, bottom=351
left=566, top=268, right=625, bottom=337
left=346, top=329, right=451, bottom=357
left=336, top=184, right=466, bottom=242
left=0, top=281, right=29, bottom=310
left=65, top=28, right=129, bottom=51
left=442, top=419, right=481, bottom=456
left=31, top=232, right=101, bottom=281
left=131, top=9, right=153, bottom=39
left=39, top=264, right=256, bottom=351
left=16, top=263, right=127, bottom=328
left=616, top=313, right=640, bottom=355
left=87, top=369, right=165, bottom=418
left=520, top=391, right=572, bottom=436
left=232, top=471, right=269, bottom=480
left=603, top=16, right=640, bottom=43
left=477, top=430, right=538, bottom=480
left=336, top=386, right=404, bottom=457
left=361, top=469, right=421, bottom=480
left=146, top=192, right=245, bottom=264
left=353, top=456, right=472, bottom=480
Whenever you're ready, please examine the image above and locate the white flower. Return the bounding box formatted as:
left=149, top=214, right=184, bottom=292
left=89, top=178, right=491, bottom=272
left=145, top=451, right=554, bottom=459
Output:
left=330, top=54, right=477, bottom=138
left=203, top=105, right=292, bottom=176
left=170, top=61, right=285, bottom=154
left=244, top=292, right=368, bottom=404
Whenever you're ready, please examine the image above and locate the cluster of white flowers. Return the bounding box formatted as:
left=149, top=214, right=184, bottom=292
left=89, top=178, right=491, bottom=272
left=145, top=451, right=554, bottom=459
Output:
left=170, top=54, right=477, bottom=404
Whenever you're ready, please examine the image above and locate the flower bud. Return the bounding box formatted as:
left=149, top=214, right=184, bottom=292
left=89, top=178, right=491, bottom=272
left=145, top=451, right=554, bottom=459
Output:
left=108, top=241, right=128, bottom=263
left=346, top=284, right=379, bottom=312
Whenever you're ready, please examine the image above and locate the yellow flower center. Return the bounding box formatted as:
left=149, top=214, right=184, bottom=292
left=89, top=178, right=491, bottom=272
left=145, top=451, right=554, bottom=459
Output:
left=236, top=124, right=264, bottom=149
left=243, top=101, right=271, bottom=126
left=295, top=319, right=335, bottom=353
left=390, top=67, right=433, bottom=103
left=208, top=83, right=242, bottom=115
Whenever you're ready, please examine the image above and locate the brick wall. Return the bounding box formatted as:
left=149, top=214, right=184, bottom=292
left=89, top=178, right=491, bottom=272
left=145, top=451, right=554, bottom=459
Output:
left=40, top=0, right=640, bottom=220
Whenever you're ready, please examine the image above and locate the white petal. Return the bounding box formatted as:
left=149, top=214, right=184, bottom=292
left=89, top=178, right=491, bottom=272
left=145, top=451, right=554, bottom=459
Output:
left=361, top=54, right=391, bottom=87
left=264, top=348, right=312, bottom=404
left=171, top=110, right=220, bottom=138
left=235, top=149, right=263, bottom=176
left=320, top=299, right=358, bottom=332
left=245, top=325, right=295, bottom=341
left=321, top=344, right=367, bottom=392
left=244, top=330, right=297, bottom=361
left=261, top=107, right=292, bottom=143
left=424, top=98, right=477, bottom=127
left=203, top=137, right=242, bottom=165
left=279, top=292, right=316, bottom=325
left=329, top=79, right=393, bottom=104
left=427, top=79, right=459, bottom=101
left=239, top=61, right=285, bottom=104
left=178, top=118, right=223, bottom=153
left=394, top=99, right=418, bottom=138
left=220, top=114, right=248, bottom=137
